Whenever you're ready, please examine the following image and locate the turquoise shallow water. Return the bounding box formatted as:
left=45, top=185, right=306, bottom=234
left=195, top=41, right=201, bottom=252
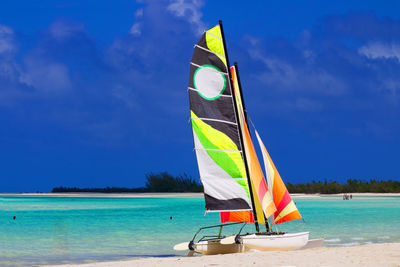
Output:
left=0, top=195, right=399, bottom=266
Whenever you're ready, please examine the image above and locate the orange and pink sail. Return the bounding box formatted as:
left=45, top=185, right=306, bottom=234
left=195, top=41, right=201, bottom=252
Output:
left=221, top=65, right=301, bottom=226
left=255, top=130, right=302, bottom=224
left=227, top=66, right=276, bottom=223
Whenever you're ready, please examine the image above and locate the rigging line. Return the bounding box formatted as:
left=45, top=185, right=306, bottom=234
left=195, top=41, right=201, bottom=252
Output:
left=194, top=44, right=225, bottom=59
left=205, top=30, right=222, bottom=40
left=190, top=62, right=229, bottom=76
left=194, top=148, right=242, bottom=153
left=189, top=115, right=237, bottom=126
left=248, top=116, right=256, bottom=130
left=187, top=87, right=232, bottom=98
left=274, top=222, right=280, bottom=234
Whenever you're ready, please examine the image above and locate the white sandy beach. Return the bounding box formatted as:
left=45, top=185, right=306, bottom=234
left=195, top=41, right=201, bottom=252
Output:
left=43, top=243, right=400, bottom=267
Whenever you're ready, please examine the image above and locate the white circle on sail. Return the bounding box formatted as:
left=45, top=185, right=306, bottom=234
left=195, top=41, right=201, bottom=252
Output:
left=194, top=65, right=226, bottom=100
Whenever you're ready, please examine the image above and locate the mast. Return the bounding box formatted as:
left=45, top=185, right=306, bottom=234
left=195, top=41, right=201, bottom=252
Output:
left=219, top=20, right=260, bottom=232
left=234, top=62, right=271, bottom=232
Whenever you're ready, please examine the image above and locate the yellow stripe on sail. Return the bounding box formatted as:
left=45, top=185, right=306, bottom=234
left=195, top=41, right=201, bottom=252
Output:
left=205, top=26, right=227, bottom=67
left=261, top=193, right=276, bottom=218
left=191, top=111, right=247, bottom=180
left=191, top=111, right=239, bottom=152
left=207, top=25, right=222, bottom=38
left=250, top=181, right=265, bottom=225
left=274, top=200, right=297, bottom=222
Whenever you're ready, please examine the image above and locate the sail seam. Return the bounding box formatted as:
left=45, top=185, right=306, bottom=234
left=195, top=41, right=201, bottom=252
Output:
left=190, top=115, right=237, bottom=126
left=194, top=44, right=225, bottom=59
left=188, top=87, right=232, bottom=98
left=205, top=31, right=222, bottom=40
left=194, top=148, right=242, bottom=153
left=190, top=62, right=228, bottom=75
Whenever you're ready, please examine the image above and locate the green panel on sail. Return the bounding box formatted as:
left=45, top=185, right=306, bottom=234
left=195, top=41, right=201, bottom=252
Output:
left=188, top=25, right=251, bottom=212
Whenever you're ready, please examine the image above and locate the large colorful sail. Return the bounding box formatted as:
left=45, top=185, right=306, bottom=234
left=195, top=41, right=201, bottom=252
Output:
left=255, top=130, right=302, bottom=224
left=230, top=66, right=276, bottom=221
left=188, top=24, right=252, bottom=212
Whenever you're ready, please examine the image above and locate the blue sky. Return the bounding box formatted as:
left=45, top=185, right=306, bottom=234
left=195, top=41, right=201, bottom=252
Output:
left=1, top=0, right=400, bottom=192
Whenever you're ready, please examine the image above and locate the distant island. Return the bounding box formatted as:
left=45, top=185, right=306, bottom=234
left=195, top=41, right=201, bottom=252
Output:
left=286, top=179, right=400, bottom=194
left=52, top=173, right=400, bottom=193
left=52, top=172, right=203, bottom=193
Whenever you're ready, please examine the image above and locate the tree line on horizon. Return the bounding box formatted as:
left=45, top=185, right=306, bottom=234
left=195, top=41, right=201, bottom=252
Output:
left=286, top=179, right=400, bottom=194
left=52, top=172, right=203, bottom=193
left=52, top=174, right=400, bottom=193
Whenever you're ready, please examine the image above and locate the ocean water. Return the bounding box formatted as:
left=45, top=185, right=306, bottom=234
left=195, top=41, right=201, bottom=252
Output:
left=0, top=195, right=399, bottom=266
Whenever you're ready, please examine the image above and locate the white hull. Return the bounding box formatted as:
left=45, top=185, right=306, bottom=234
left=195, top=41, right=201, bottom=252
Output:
left=241, top=232, right=309, bottom=251
left=193, top=232, right=309, bottom=255
left=194, top=240, right=248, bottom=255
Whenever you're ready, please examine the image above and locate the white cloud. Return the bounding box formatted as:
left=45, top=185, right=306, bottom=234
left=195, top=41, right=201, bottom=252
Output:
left=48, top=20, right=84, bottom=41
left=359, top=42, right=400, bottom=62
left=135, top=8, right=144, bottom=18
left=129, top=8, right=144, bottom=36
left=379, top=79, right=400, bottom=105
left=0, top=25, right=13, bottom=35
left=249, top=48, right=347, bottom=96
left=19, top=57, right=72, bottom=93
left=0, top=24, right=21, bottom=83
left=167, top=0, right=205, bottom=35
left=0, top=25, right=16, bottom=55
left=0, top=60, right=20, bottom=81
left=130, top=22, right=142, bottom=36
left=127, top=1, right=206, bottom=37
left=112, top=85, right=139, bottom=110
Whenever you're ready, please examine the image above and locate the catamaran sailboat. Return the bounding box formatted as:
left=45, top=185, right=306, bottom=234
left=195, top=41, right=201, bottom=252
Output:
left=174, top=21, right=321, bottom=255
